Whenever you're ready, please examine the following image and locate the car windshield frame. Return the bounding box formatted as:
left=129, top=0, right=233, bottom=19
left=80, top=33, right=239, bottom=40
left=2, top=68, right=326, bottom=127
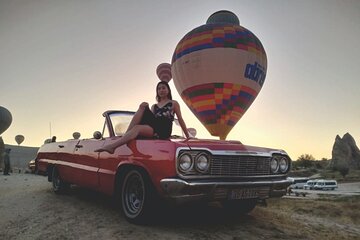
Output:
left=103, top=110, right=185, bottom=139
left=108, top=111, right=135, bottom=137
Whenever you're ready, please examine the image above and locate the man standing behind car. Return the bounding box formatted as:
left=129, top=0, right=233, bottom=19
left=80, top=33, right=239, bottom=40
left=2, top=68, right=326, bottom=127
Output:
left=3, top=148, right=11, bottom=175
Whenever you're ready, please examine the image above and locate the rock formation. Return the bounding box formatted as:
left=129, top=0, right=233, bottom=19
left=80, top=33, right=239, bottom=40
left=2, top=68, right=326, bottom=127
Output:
left=330, top=133, right=360, bottom=170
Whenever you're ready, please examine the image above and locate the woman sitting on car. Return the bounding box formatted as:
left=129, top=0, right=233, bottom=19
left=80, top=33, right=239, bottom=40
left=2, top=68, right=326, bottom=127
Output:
left=95, top=81, right=189, bottom=154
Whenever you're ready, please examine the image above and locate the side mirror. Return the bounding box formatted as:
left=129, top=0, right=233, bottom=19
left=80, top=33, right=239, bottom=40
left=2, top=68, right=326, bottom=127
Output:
left=93, top=131, right=102, bottom=139
left=187, top=128, right=197, bottom=138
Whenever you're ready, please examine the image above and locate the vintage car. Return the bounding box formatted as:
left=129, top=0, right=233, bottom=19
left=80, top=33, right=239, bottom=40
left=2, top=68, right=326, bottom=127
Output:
left=36, top=110, right=292, bottom=223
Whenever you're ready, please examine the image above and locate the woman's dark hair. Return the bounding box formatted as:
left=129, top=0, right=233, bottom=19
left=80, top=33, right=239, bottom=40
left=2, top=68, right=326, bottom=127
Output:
left=156, top=81, right=172, bottom=102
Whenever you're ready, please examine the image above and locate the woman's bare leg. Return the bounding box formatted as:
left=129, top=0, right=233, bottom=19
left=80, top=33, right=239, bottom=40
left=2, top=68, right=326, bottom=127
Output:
left=126, top=103, right=149, bottom=133
left=95, top=125, right=154, bottom=154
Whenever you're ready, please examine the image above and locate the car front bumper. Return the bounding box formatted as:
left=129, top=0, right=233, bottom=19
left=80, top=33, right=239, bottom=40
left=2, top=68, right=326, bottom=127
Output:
left=160, top=178, right=292, bottom=204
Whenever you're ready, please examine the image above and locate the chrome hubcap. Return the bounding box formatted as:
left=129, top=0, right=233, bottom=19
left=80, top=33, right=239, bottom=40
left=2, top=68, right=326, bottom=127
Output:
left=124, top=172, right=144, bottom=217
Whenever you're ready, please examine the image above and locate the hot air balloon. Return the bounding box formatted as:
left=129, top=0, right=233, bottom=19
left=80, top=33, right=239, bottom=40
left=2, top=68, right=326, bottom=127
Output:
left=0, top=106, right=12, bottom=135
left=171, top=10, right=267, bottom=140
left=15, top=135, right=24, bottom=145
left=156, top=63, right=172, bottom=82
left=73, top=132, right=81, bottom=139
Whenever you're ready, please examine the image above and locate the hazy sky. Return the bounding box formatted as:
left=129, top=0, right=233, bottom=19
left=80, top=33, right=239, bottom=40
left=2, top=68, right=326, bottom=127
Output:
left=1, top=0, right=359, bottom=160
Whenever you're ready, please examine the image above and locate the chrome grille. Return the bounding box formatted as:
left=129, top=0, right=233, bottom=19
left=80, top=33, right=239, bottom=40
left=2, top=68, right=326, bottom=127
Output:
left=210, top=155, right=271, bottom=176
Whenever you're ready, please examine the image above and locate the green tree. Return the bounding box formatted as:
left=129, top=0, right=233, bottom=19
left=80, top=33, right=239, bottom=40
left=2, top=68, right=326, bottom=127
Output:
left=297, top=154, right=315, bottom=161
left=295, top=154, right=315, bottom=168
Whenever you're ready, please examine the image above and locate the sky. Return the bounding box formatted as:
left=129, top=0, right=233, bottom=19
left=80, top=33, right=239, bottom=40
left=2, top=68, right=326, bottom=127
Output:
left=0, top=0, right=359, bottom=160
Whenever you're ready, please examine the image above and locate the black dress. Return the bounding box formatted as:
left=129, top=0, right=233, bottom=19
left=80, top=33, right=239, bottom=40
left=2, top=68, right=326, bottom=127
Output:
left=140, top=102, right=174, bottom=139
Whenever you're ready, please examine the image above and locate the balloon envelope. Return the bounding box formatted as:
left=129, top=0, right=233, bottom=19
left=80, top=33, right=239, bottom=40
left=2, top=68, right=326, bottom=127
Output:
left=0, top=106, right=12, bottom=135
left=15, top=135, right=24, bottom=145
left=73, top=132, right=81, bottom=139
left=171, top=11, right=267, bottom=140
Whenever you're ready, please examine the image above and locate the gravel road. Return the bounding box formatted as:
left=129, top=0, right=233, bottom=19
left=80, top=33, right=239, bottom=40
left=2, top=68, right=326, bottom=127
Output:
left=1, top=173, right=359, bottom=240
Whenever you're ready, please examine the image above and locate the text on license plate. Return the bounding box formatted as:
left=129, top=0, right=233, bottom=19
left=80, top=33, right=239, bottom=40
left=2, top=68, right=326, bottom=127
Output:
left=229, top=188, right=259, bottom=200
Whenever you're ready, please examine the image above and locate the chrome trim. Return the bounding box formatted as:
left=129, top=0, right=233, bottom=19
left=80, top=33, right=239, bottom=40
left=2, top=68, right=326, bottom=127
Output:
left=175, top=147, right=290, bottom=179
left=210, top=155, right=270, bottom=176
left=161, top=178, right=292, bottom=187
left=176, top=147, right=287, bottom=158
left=175, top=174, right=289, bottom=179
left=160, top=178, right=292, bottom=203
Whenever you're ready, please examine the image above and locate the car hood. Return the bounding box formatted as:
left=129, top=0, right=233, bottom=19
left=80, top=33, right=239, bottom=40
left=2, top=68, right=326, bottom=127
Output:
left=171, top=138, right=288, bottom=156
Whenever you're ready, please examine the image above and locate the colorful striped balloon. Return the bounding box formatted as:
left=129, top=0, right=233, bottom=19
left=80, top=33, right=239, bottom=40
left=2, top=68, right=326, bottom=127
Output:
left=171, top=10, right=267, bottom=140
left=156, top=63, right=172, bottom=82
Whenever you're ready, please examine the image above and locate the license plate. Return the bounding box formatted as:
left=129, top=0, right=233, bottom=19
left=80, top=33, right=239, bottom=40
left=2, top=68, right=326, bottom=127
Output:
left=229, top=188, right=259, bottom=200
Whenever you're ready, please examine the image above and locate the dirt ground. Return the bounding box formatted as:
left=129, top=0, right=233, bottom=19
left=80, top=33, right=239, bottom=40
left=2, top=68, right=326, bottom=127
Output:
left=1, top=173, right=360, bottom=240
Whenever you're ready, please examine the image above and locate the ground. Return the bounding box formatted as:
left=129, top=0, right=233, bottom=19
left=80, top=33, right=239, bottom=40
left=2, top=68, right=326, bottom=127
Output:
left=0, top=173, right=359, bottom=240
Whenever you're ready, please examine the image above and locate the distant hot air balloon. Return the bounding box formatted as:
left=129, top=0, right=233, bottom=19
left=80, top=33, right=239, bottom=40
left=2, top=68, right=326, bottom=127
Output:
left=156, top=63, right=172, bottom=82
left=171, top=10, right=267, bottom=140
left=15, top=135, right=24, bottom=145
left=0, top=106, right=12, bottom=135
left=73, top=132, right=81, bottom=139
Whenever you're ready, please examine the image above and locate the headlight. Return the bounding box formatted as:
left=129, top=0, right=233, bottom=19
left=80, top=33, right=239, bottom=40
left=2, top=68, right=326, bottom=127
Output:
left=195, top=153, right=210, bottom=173
left=270, top=157, right=279, bottom=173
left=178, top=153, right=193, bottom=172
left=279, top=157, right=289, bottom=173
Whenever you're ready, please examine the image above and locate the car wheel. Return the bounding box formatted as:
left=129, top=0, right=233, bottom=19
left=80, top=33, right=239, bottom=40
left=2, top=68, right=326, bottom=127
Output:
left=52, top=167, right=69, bottom=194
left=121, top=169, right=155, bottom=224
left=222, top=199, right=257, bottom=215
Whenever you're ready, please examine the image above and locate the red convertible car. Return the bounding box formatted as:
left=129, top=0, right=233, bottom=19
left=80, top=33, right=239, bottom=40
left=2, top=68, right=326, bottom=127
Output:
left=36, top=110, right=292, bottom=223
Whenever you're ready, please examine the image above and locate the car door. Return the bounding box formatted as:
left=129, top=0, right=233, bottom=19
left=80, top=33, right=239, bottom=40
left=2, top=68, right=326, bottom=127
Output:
left=56, top=140, right=80, bottom=183
left=96, top=137, right=133, bottom=195
left=72, top=138, right=101, bottom=188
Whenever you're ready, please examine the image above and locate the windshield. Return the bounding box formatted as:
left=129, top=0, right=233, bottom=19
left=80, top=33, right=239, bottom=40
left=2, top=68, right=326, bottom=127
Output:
left=109, top=112, right=135, bottom=136
left=108, top=112, right=185, bottom=138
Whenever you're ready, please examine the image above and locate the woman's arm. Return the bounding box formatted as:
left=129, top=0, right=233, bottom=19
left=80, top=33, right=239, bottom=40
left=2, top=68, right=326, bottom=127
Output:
left=150, top=104, right=155, bottom=113
left=173, top=100, right=190, bottom=138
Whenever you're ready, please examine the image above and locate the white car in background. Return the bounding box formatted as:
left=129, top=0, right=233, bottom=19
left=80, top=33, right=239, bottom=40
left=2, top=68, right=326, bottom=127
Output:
left=288, top=177, right=310, bottom=189
left=313, top=180, right=338, bottom=190
left=303, top=179, right=319, bottom=190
